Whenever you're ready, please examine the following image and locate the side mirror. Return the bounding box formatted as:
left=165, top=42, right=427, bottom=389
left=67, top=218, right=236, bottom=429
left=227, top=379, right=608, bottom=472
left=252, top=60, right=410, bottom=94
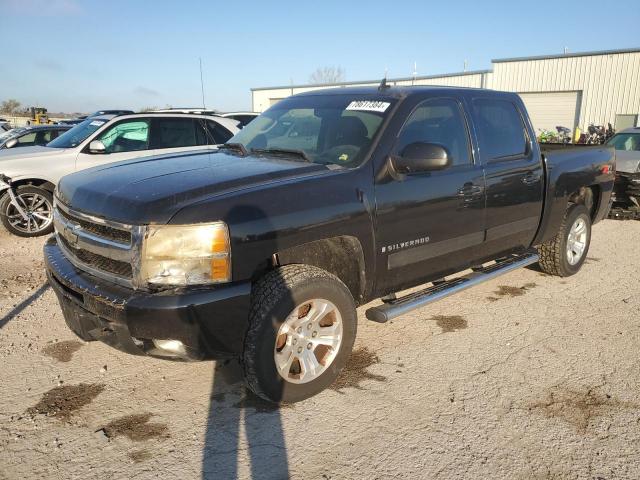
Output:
left=392, top=142, right=451, bottom=174
left=5, top=138, right=18, bottom=149
left=89, top=140, right=106, bottom=154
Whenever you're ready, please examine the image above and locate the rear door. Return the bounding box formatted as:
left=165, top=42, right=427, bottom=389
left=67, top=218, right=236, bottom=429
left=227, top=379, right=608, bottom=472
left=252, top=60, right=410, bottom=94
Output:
left=374, top=95, right=486, bottom=294
left=469, top=95, right=544, bottom=258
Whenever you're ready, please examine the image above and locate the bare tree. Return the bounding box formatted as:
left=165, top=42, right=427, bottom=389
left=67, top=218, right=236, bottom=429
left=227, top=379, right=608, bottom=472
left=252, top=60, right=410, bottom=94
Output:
left=309, top=66, right=345, bottom=84
left=0, top=99, right=21, bottom=114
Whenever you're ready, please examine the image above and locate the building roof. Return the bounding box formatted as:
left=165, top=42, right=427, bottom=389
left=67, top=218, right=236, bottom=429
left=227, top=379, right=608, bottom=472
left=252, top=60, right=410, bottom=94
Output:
left=253, top=47, right=640, bottom=92
left=492, top=47, right=640, bottom=63
left=251, top=70, right=491, bottom=92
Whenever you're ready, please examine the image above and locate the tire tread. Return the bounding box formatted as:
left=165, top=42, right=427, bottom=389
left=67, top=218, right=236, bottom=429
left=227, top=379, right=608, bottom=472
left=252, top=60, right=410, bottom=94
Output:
left=242, top=264, right=345, bottom=402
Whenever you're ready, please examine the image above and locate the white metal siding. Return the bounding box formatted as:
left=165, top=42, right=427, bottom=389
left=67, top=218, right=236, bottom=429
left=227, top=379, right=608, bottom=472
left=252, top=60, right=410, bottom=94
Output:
left=518, top=91, right=580, bottom=132
left=490, top=51, right=640, bottom=130
left=252, top=51, right=640, bottom=127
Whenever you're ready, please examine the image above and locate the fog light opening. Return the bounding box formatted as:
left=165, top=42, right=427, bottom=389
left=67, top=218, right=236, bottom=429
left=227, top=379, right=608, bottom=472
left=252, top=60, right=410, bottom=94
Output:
left=152, top=339, right=187, bottom=356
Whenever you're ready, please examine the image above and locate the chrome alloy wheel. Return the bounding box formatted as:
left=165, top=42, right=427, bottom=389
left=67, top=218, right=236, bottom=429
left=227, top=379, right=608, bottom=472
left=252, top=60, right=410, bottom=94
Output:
left=566, top=216, right=588, bottom=265
left=274, top=299, right=343, bottom=384
left=6, top=192, right=53, bottom=234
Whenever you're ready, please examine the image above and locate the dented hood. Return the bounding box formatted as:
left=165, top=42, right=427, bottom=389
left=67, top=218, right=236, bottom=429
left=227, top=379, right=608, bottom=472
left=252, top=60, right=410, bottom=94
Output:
left=56, top=150, right=330, bottom=224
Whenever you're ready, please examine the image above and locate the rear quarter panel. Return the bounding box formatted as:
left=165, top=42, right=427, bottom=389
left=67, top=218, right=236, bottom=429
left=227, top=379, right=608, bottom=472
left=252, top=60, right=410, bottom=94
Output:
left=533, top=144, right=615, bottom=245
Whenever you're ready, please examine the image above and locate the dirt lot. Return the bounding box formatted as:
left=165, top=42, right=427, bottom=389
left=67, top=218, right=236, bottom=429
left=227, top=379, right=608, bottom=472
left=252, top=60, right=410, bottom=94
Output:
left=0, top=220, right=639, bottom=480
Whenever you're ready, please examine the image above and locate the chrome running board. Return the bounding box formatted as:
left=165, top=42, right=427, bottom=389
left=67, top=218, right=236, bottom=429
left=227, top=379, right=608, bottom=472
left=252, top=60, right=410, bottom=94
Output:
left=365, top=251, right=539, bottom=323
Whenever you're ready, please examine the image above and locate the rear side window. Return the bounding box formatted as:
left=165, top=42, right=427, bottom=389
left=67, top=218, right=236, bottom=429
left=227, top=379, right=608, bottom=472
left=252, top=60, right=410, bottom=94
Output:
left=150, top=118, right=204, bottom=149
left=206, top=120, right=233, bottom=144
left=473, top=98, right=528, bottom=159
left=36, top=130, right=56, bottom=144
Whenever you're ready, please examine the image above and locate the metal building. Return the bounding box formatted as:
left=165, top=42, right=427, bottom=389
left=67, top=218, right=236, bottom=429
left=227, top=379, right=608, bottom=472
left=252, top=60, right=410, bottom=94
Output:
left=251, top=48, right=640, bottom=133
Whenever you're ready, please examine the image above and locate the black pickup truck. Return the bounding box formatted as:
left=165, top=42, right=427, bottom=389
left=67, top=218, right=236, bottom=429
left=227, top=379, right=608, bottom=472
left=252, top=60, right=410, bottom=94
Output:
left=44, top=86, right=615, bottom=403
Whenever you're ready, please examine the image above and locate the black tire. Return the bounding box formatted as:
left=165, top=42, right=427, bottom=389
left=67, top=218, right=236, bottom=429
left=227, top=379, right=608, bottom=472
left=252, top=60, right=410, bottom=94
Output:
left=537, top=203, right=591, bottom=277
left=242, top=264, right=357, bottom=404
left=0, top=186, right=54, bottom=238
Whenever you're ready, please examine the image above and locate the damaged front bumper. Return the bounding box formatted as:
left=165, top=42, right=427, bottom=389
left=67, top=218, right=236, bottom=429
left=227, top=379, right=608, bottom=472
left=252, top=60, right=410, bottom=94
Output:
left=609, top=172, right=640, bottom=220
left=44, top=237, right=251, bottom=361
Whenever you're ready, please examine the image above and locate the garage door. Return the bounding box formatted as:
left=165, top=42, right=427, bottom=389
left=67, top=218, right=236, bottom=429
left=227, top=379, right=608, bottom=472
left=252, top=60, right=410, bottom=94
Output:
left=518, top=91, right=581, bottom=133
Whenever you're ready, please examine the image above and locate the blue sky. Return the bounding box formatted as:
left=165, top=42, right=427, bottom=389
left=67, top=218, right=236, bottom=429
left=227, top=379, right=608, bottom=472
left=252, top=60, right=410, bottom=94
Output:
left=1, top=0, right=638, bottom=113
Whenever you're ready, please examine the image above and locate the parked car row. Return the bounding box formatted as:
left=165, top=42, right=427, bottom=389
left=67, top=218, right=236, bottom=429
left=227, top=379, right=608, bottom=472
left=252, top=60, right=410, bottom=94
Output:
left=0, top=111, right=240, bottom=236
left=0, top=124, right=72, bottom=150
left=606, top=127, right=640, bottom=219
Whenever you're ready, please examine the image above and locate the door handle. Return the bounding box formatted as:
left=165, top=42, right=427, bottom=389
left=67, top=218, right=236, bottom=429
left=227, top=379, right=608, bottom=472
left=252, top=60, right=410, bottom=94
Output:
left=522, top=172, right=541, bottom=186
left=457, top=183, right=483, bottom=197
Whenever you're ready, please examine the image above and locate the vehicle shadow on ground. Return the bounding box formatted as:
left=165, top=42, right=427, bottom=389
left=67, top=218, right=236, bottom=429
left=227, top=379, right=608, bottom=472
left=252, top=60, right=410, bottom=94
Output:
left=201, top=203, right=290, bottom=479
left=201, top=360, right=290, bottom=479
left=0, top=283, right=49, bottom=329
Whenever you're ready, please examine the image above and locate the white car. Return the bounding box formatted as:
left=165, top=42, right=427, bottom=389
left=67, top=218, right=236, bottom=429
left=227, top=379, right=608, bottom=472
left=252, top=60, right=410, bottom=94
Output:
left=0, top=112, right=239, bottom=237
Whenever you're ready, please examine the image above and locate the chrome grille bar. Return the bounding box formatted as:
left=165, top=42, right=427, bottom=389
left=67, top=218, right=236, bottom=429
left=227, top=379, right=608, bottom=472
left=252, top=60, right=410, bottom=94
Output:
left=53, top=199, right=139, bottom=288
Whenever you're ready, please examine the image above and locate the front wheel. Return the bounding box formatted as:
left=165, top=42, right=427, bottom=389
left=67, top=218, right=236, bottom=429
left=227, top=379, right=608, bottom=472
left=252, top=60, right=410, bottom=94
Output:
left=0, top=186, right=54, bottom=237
left=537, top=203, right=591, bottom=277
left=243, top=265, right=357, bottom=403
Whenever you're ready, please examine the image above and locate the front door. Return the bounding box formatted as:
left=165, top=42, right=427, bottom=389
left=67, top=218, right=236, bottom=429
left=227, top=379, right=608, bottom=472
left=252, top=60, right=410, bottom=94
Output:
left=374, top=96, right=486, bottom=295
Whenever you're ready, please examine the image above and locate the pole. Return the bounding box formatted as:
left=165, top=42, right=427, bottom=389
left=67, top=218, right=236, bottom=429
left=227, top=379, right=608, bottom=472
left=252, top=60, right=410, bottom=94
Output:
left=199, top=57, right=206, bottom=109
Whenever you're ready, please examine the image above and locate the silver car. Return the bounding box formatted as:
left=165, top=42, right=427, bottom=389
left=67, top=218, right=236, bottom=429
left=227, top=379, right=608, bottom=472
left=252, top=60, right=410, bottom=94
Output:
left=606, top=127, right=640, bottom=219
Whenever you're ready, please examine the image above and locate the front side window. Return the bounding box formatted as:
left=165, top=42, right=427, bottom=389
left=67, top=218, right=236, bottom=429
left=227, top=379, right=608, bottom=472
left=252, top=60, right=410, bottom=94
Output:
left=98, top=120, right=150, bottom=153
left=229, top=95, right=394, bottom=167
left=473, top=98, right=528, bottom=160
left=17, top=132, right=37, bottom=145
left=606, top=133, right=640, bottom=151
left=396, top=98, right=472, bottom=167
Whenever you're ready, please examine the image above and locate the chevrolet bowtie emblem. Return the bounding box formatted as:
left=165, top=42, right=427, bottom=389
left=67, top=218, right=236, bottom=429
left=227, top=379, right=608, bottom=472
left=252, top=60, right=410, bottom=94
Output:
left=66, top=225, right=80, bottom=246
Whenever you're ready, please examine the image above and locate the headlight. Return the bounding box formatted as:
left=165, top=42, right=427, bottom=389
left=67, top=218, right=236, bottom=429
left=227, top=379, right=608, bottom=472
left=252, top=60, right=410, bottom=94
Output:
left=140, top=222, right=231, bottom=286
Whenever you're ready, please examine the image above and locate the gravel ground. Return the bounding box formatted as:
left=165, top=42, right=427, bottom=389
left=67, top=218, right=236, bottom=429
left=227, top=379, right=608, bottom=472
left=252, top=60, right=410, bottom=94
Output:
left=0, top=220, right=639, bottom=480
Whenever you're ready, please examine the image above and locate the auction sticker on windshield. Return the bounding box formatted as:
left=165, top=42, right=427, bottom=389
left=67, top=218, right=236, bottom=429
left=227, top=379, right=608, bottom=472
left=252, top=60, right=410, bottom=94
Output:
left=345, top=100, right=391, bottom=113
left=89, top=120, right=105, bottom=127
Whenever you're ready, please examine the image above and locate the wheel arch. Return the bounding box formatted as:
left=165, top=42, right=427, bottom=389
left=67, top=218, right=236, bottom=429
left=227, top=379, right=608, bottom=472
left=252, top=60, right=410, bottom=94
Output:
left=568, top=184, right=600, bottom=221
left=5, top=178, right=56, bottom=193
left=271, top=236, right=367, bottom=306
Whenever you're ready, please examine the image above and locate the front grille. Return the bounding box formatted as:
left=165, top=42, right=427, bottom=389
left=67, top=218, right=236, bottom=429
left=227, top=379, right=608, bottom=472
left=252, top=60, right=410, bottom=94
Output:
left=58, top=235, right=133, bottom=278
left=54, top=200, right=137, bottom=286
left=57, top=206, right=131, bottom=244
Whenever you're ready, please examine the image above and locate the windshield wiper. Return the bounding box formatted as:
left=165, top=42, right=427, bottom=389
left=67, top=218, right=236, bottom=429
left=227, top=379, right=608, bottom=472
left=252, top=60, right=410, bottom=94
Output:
left=250, top=147, right=311, bottom=163
left=218, top=142, right=248, bottom=156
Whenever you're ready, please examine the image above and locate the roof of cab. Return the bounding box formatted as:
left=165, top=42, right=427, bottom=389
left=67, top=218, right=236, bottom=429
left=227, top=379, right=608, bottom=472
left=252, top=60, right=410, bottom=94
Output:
left=292, top=85, right=507, bottom=100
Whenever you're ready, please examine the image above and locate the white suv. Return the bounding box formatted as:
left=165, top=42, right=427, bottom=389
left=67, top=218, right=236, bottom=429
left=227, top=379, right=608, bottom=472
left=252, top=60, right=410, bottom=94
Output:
left=0, top=113, right=239, bottom=237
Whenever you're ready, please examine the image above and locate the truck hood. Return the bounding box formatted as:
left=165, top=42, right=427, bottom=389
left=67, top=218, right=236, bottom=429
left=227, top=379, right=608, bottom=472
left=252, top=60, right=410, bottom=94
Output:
left=615, top=151, right=640, bottom=174
left=57, top=150, right=331, bottom=224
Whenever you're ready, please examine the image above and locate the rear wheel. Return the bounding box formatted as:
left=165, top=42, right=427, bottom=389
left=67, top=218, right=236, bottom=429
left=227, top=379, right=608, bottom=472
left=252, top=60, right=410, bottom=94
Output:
left=0, top=186, right=54, bottom=237
left=243, top=265, right=357, bottom=403
left=538, top=203, right=591, bottom=277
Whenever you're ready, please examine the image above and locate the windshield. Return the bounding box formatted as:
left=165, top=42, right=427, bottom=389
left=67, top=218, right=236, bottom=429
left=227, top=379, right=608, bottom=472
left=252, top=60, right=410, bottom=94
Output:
left=0, top=128, right=25, bottom=142
left=228, top=94, right=395, bottom=167
left=606, top=132, right=640, bottom=151
left=47, top=118, right=109, bottom=148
